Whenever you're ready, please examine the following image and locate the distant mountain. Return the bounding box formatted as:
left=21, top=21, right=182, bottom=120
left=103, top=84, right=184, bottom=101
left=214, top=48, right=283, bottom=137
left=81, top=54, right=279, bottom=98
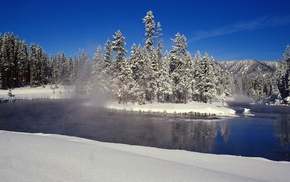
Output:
left=218, top=60, right=281, bottom=76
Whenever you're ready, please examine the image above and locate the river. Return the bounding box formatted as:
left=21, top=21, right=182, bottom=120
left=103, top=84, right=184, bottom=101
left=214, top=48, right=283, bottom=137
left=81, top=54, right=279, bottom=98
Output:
left=0, top=99, right=289, bottom=161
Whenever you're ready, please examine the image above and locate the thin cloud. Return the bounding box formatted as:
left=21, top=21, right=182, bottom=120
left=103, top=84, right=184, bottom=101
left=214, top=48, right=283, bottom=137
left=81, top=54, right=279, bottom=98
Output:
left=189, top=15, right=290, bottom=42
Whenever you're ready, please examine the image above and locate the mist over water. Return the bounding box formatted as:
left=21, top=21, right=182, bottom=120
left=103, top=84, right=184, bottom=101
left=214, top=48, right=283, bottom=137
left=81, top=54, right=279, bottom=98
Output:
left=0, top=99, right=290, bottom=161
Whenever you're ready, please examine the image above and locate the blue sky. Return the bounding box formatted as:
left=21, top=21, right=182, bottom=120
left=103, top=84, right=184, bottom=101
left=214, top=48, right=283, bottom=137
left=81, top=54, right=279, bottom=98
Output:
left=1, top=0, right=290, bottom=61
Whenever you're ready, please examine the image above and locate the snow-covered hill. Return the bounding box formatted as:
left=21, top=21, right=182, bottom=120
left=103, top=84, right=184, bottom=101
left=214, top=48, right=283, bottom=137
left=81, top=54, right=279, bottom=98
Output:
left=218, top=60, right=280, bottom=76
left=1, top=130, right=290, bottom=182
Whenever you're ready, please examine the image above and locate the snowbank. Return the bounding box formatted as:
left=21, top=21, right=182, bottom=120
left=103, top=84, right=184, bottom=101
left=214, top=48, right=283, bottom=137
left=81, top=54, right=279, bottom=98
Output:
left=1, top=86, right=236, bottom=117
left=1, top=130, right=289, bottom=182
left=0, top=85, right=75, bottom=100
left=105, top=101, right=236, bottom=116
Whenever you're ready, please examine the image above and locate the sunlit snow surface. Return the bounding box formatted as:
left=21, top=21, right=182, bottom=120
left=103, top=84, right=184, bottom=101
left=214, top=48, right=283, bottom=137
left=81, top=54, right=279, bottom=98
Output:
left=1, top=130, right=290, bottom=182
left=0, top=85, right=75, bottom=100
left=104, top=101, right=236, bottom=116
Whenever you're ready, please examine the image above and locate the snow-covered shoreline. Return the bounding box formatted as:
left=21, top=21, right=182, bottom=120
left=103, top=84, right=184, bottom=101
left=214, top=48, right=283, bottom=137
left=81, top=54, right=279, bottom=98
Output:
left=0, top=85, right=75, bottom=100
left=104, top=101, right=236, bottom=117
left=1, top=86, right=237, bottom=117
left=1, top=130, right=290, bottom=182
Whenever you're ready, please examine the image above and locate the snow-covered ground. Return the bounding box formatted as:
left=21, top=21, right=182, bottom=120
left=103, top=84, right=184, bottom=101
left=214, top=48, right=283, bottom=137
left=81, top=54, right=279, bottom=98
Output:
left=0, top=85, right=75, bottom=100
left=104, top=101, right=236, bottom=116
left=1, top=130, right=290, bottom=182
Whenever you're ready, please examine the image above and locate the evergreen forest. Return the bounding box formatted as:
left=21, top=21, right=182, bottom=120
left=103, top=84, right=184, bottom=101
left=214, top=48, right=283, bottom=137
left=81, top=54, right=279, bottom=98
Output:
left=1, top=11, right=289, bottom=104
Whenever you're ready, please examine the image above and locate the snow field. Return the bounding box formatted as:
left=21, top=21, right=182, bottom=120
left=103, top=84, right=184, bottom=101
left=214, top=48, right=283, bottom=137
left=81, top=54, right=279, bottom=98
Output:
left=0, top=85, right=75, bottom=100
left=1, top=130, right=290, bottom=182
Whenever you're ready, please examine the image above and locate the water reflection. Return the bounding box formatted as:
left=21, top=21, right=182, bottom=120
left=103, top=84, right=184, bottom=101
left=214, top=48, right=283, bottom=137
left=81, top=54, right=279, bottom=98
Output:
left=220, top=120, right=230, bottom=142
left=170, top=121, right=217, bottom=152
left=276, top=115, right=290, bottom=148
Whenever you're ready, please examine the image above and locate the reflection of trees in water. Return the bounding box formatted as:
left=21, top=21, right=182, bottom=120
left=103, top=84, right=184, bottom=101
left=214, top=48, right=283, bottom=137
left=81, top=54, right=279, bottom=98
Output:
left=0, top=100, right=221, bottom=153
left=276, top=115, right=290, bottom=148
left=220, top=120, right=230, bottom=142
left=170, top=121, right=218, bottom=153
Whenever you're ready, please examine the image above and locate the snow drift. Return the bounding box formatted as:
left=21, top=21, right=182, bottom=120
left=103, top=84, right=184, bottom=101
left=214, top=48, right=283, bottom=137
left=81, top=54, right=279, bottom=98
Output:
left=1, top=130, right=290, bottom=182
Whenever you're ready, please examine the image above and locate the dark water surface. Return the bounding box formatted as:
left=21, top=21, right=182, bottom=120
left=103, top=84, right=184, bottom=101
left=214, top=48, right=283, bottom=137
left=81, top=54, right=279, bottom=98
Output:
left=0, top=99, right=290, bottom=161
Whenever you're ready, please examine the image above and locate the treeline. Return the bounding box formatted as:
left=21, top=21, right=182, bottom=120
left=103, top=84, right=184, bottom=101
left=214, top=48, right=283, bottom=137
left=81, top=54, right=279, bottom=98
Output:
left=1, top=10, right=289, bottom=104
left=0, top=32, right=90, bottom=92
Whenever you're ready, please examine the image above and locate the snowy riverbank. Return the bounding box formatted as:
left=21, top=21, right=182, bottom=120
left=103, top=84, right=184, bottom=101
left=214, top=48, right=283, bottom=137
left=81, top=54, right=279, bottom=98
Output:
left=1, top=86, right=236, bottom=116
left=0, top=85, right=75, bottom=100
left=1, top=130, right=290, bottom=182
left=104, top=101, right=236, bottom=116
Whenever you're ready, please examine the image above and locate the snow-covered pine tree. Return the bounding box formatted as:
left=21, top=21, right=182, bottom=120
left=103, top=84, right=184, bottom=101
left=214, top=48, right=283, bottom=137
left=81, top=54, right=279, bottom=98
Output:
left=143, top=10, right=158, bottom=102
left=130, top=44, right=146, bottom=104
left=158, top=50, right=173, bottom=102
left=112, top=30, right=127, bottom=103
left=66, top=56, right=74, bottom=85
left=104, top=38, right=112, bottom=71
left=202, top=53, right=217, bottom=103
left=143, top=10, right=155, bottom=53
left=279, top=45, right=290, bottom=100
left=92, top=45, right=105, bottom=94
left=102, top=38, right=113, bottom=96
left=36, top=45, right=47, bottom=87
left=155, top=22, right=165, bottom=102
left=156, top=22, right=163, bottom=65
left=13, top=36, right=20, bottom=87
left=57, top=52, right=68, bottom=85
left=284, top=45, right=290, bottom=95
left=119, top=57, right=134, bottom=104
left=169, top=33, right=192, bottom=103
left=50, top=55, right=59, bottom=88
left=1, top=33, right=15, bottom=89
left=17, top=40, right=28, bottom=87
left=0, top=33, right=2, bottom=87
left=28, top=43, right=38, bottom=88
left=192, top=51, right=203, bottom=102
left=194, top=52, right=217, bottom=103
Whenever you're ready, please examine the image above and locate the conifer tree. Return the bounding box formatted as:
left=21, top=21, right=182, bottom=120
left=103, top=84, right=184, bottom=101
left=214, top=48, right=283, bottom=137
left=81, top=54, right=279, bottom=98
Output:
left=143, top=10, right=158, bottom=102
left=92, top=45, right=105, bottom=94
left=28, top=43, right=37, bottom=87
left=66, top=56, right=74, bottom=85
left=17, top=40, right=28, bottom=87
left=0, top=33, right=2, bottom=87
left=169, top=33, right=192, bottom=103
left=192, top=51, right=202, bottom=101
left=143, top=10, right=155, bottom=52
left=102, top=39, right=113, bottom=95
left=104, top=38, right=112, bottom=72
left=158, top=51, right=173, bottom=102
left=112, top=30, right=127, bottom=103
left=36, top=45, right=47, bottom=86
left=1, top=33, right=15, bottom=88
left=156, top=22, right=163, bottom=65
left=278, top=45, right=290, bottom=100
left=200, top=53, right=217, bottom=103
left=130, top=44, right=146, bottom=104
